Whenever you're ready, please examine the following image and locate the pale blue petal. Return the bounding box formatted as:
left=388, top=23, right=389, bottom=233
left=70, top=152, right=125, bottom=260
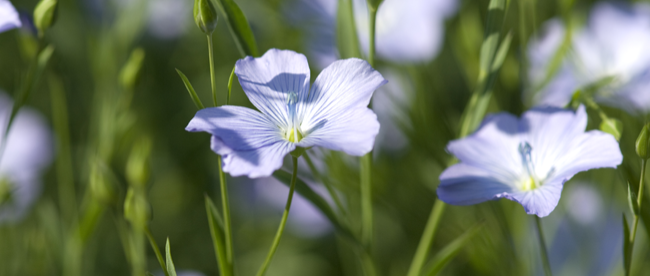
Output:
left=550, top=130, right=622, bottom=182
left=437, top=163, right=515, bottom=205
left=235, top=49, right=311, bottom=127
left=212, top=137, right=295, bottom=178
left=447, top=113, right=523, bottom=184
left=0, top=0, right=21, bottom=33
left=522, top=105, right=589, bottom=176
left=506, top=178, right=564, bottom=217
left=186, top=106, right=283, bottom=150
left=298, top=58, right=386, bottom=156
left=298, top=108, right=379, bottom=156
left=186, top=106, right=293, bottom=178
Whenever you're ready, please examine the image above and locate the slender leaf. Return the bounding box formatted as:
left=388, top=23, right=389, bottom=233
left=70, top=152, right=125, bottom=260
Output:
left=213, top=0, right=258, bottom=57
left=336, top=0, right=361, bottom=59
left=491, top=32, right=512, bottom=72
left=227, top=65, right=235, bottom=105
left=165, top=238, right=178, bottom=276
left=175, top=68, right=205, bottom=109
left=205, top=195, right=231, bottom=276
left=424, top=223, right=483, bottom=276
left=623, top=215, right=632, bottom=276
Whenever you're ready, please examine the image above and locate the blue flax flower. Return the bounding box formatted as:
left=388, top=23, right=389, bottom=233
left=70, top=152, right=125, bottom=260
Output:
left=437, top=105, right=622, bottom=217
left=0, top=0, right=21, bottom=33
left=186, top=49, right=387, bottom=178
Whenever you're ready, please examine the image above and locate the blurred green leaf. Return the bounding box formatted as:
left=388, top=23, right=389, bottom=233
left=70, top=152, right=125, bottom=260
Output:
left=176, top=68, right=205, bottom=110
left=337, top=0, right=362, bottom=59
left=623, top=215, right=632, bottom=276
left=213, top=0, right=259, bottom=57
left=205, top=196, right=232, bottom=276
left=600, top=118, right=623, bottom=142
left=34, top=0, right=58, bottom=37
left=165, top=238, right=178, bottom=276
left=491, top=32, right=512, bottom=72
left=628, top=183, right=639, bottom=216
left=227, top=65, right=235, bottom=105
left=424, top=223, right=483, bottom=276
left=119, top=48, right=146, bottom=90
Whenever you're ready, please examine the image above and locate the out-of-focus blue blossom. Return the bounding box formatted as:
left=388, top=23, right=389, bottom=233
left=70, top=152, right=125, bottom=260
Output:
left=528, top=3, right=650, bottom=113
left=147, top=0, right=191, bottom=39
left=372, top=68, right=413, bottom=154
left=0, top=92, right=53, bottom=223
left=186, top=49, right=386, bottom=178
left=288, top=0, right=457, bottom=68
left=254, top=176, right=332, bottom=237
left=437, top=106, right=622, bottom=217
left=0, top=0, right=21, bottom=33
left=544, top=183, right=621, bottom=276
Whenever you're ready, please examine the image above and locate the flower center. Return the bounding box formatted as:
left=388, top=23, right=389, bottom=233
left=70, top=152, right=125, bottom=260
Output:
left=518, top=142, right=541, bottom=191
left=285, top=91, right=303, bottom=143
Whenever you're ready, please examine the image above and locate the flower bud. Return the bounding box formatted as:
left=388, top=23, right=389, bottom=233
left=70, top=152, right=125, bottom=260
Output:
left=367, top=0, right=385, bottom=10
left=34, top=0, right=58, bottom=37
left=124, top=188, right=151, bottom=229
left=599, top=117, right=622, bottom=141
left=126, top=137, right=152, bottom=188
left=194, top=0, right=218, bottom=35
left=119, top=48, right=145, bottom=90
left=636, top=124, right=650, bottom=160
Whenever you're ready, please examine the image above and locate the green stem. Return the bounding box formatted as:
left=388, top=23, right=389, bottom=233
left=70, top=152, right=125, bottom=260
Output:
left=218, top=156, right=234, bottom=265
left=207, top=34, right=218, bottom=107
left=360, top=153, right=373, bottom=249
left=367, top=6, right=377, bottom=68
left=255, top=157, right=299, bottom=276
left=629, top=159, right=647, bottom=272
left=145, top=227, right=169, bottom=276
left=406, top=199, right=447, bottom=276
left=535, top=216, right=552, bottom=276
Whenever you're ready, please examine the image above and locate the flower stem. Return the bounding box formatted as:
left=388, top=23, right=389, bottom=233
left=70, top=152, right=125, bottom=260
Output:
left=218, top=156, right=234, bottom=267
left=207, top=34, right=218, bottom=107
left=629, top=159, right=647, bottom=273
left=406, top=199, right=447, bottom=276
left=255, top=156, right=299, bottom=276
left=535, top=216, right=552, bottom=276
left=360, top=153, right=373, bottom=248
left=360, top=0, right=379, bottom=253
left=145, top=227, right=169, bottom=276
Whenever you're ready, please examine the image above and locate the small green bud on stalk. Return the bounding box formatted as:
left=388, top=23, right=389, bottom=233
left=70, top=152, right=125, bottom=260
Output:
left=636, top=124, right=650, bottom=160
left=367, top=0, right=384, bottom=10
left=194, top=0, right=218, bottom=35
left=119, top=48, right=146, bottom=90
left=126, top=138, right=152, bottom=188
left=34, top=0, right=58, bottom=37
left=124, top=188, right=151, bottom=230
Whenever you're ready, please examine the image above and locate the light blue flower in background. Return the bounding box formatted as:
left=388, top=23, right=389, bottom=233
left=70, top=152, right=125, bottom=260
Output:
left=288, top=0, right=457, bottom=68
left=0, top=0, right=21, bottom=33
left=528, top=3, right=650, bottom=113
left=437, top=105, right=622, bottom=217
left=0, top=92, right=53, bottom=223
left=186, top=49, right=387, bottom=178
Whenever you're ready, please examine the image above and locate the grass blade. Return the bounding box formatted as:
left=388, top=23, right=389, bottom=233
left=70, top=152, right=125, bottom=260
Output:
left=165, top=238, right=178, bottom=276
left=175, top=68, right=205, bottom=109
left=424, top=223, right=483, bottom=276
left=205, top=195, right=232, bottom=276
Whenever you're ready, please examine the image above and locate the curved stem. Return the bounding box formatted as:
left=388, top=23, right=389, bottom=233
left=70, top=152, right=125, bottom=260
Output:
left=207, top=34, right=218, bottom=107
left=255, top=157, right=299, bottom=276
left=629, top=159, right=647, bottom=273
left=406, top=200, right=447, bottom=276
left=535, top=216, right=552, bottom=276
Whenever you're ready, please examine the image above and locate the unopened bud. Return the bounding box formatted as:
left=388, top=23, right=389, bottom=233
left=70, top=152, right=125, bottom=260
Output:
left=636, top=124, right=650, bottom=160
left=194, top=0, right=218, bottom=35
left=34, top=0, right=58, bottom=37
left=599, top=117, right=622, bottom=141
left=126, top=137, right=152, bottom=188
left=124, top=188, right=151, bottom=229
left=119, top=48, right=145, bottom=90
